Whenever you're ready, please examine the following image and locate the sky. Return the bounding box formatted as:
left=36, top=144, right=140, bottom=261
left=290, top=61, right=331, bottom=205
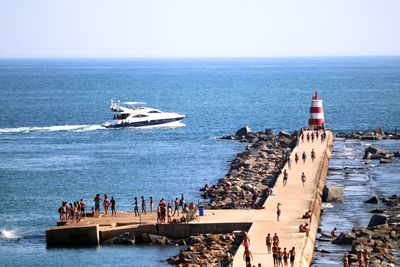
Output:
left=0, top=0, right=399, bottom=58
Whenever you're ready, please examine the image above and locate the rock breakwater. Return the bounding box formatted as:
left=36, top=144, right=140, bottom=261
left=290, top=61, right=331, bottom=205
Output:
left=167, top=232, right=243, bottom=267
left=333, top=194, right=400, bottom=266
left=335, top=128, right=400, bottom=140
left=203, top=127, right=298, bottom=209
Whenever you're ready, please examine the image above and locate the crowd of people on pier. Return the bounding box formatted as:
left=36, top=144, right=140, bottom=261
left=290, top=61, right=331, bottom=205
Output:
left=57, top=193, right=198, bottom=224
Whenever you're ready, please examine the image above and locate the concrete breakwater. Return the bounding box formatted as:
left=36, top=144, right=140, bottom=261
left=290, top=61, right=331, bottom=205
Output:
left=204, top=127, right=298, bottom=209
left=46, top=128, right=334, bottom=267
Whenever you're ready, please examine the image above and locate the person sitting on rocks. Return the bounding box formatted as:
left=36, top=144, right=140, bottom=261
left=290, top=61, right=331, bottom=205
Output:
left=357, top=250, right=363, bottom=267
left=330, top=227, right=337, bottom=238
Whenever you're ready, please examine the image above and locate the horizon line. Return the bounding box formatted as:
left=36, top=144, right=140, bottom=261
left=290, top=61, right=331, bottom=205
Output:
left=1, top=54, right=400, bottom=60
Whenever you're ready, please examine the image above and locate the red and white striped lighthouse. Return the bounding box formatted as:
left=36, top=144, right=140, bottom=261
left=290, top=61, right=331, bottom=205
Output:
left=308, top=91, right=325, bottom=130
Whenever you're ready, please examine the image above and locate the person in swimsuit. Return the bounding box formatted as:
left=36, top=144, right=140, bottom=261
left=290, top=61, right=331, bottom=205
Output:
left=173, top=197, right=180, bottom=216
left=294, top=153, right=299, bottom=164
left=276, top=247, right=283, bottom=267
left=242, top=232, right=250, bottom=248
left=243, top=247, right=253, bottom=267
left=331, top=227, right=337, bottom=238
left=79, top=199, right=86, bottom=217
left=302, top=151, right=307, bottom=164
left=273, top=233, right=279, bottom=247
left=167, top=202, right=172, bottom=223
left=301, top=172, right=306, bottom=188
left=283, top=169, right=288, bottom=186
left=134, top=197, right=139, bottom=216
left=289, top=247, right=295, bottom=267
left=301, top=133, right=304, bottom=143
left=306, top=132, right=310, bottom=142
left=103, top=194, right=110, bottom=214
left=110, top=196, right=116, bottom=216
left=277, top=203, right=282, bottom=221
left=342, top=253, right=349, bottom=267
left=180, top=194, right=185, bottom=212
left=311, top=149, right=316, bottom=162
left=287, top=155, right=292, bottom=169
left=149, top=196, right=153, bottom=213
left=283, top=247, right=289, bottom=266
left=265, top=233, right=272, bottom=254
left=311, top=132, right=315, bottom=142
left=363, top=250, right=370, bottom=267
left=94, top=194, right=101, bottom=214
left=272, top=245, right=277, bottom=266
left=141, top=196, right=146, bottom=214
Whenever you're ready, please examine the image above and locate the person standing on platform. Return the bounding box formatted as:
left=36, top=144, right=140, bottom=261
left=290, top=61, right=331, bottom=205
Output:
left=289, top=247, right=296, bottom=267
left=283, top=169, right=288, bottom=186
left=134, top=197, right=139, bottom=216
left=141, top=196, right=146, bottom=214
left=110, top=196, right=116, bottom=216
left=150, top=196, right=154, bottom=212
left=265, top=233, right=272, bottom=254
left=301, top=172, right=307, bottom=188
left=302, top=151, right=307, bottom=164
left=295, top=153, right=299, bottom=164
left=103, top=194, right=110, bottom=214
left=311, top=149, right=316, bottom=162
left=277, top=203, right=282, bottom=221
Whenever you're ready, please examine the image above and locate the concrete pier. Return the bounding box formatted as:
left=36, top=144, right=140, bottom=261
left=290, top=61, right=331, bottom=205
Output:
left=46, top=130, right=332, bottom=267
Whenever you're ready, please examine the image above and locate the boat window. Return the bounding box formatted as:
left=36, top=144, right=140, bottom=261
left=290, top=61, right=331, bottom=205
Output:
left=132, top=114, right=148, bottom=118
left=148, top=110, right=161, bottom=113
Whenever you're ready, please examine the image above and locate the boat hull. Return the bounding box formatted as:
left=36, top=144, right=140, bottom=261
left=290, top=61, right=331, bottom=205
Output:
left=102, top=117, right=184, bottom=128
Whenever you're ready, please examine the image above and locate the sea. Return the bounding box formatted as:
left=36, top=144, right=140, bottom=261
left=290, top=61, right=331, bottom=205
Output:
left=0, top=57, right=399, bottom=267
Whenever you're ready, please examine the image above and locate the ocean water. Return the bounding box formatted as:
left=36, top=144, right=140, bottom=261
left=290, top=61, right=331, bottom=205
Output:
left=0, top=57, right=399, bottom=266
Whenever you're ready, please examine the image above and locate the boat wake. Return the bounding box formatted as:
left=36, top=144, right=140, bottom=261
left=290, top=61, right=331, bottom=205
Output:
left=0, top=124, right=105, bottom=133
left=0, top=121, right=185, bottom=134
left=0, top=229, right=21, bottom=240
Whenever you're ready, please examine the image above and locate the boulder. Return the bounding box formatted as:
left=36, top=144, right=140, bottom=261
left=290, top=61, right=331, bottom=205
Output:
left=235, top=126, right=252, bottom=138
left=364, top=196, right=379, bottom=204
left=367, top=214, right=388, bottom=227
left=278, top=130, right=292, bottom=139
left=322, top=185, right=344, bottom=203
left=380, top=158, right=392, bottom=164
left=265, top=128, right=274, bottom=135
left=332, top=231, right=356, bottom=245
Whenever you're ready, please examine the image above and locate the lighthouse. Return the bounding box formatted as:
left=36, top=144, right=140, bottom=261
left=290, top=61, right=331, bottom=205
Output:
left=308, top=91, right=325, bottom=130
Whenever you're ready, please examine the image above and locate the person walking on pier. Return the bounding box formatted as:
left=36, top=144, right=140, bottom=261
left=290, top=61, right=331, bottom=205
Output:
left=266, top=233, right=272, bottom=253
left=283, top=169, right=288, bottom=186
left=289, top=247, right=295, bottom=267
left=180, top=194, right=185, bottom=212
left=311, top=149, right=316, bottom=162
left=134, top=197, right=139, bottom=216
left=287, top=156, right=292, bottom=169
left=273, top=233, right=279, bottom=247
left=283, top=247, right=289, bottom=267
left=272, top=245, right=278, bottom=266
left=150, top=196, right=154, bottom=213
left=110, top=196, right=116, bottom=216
left=306, top=132, right=310, bottom=142
left=301, top=172, right=307, bottom=188
left=242, top=232, right=250, bottom=248
left=294, top=153, right=299, bottom=164
left=276, top=203, right=282, bottom=221
left=141, top=196, right=146, bottom=214
left=301, top=133, right=304, bottom=143
left=243, top=247, right=253, bottom=267
left=302, top=151, right=307, bottom=164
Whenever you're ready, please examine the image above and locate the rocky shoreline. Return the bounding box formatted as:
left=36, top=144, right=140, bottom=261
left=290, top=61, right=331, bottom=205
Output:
left=202, top=126, right=298, bottom=209
left=335, top=128, right=399, bottom=140
left=332, top=195, right=400, bottom=266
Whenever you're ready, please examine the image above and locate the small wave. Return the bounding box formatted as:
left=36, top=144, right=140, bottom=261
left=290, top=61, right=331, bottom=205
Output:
left=0, top=229, right=21, bottom=240
left=0, top=124, right=104, bottom=133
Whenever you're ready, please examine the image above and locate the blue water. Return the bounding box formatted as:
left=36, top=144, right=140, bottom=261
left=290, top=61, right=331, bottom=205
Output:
left=0, top=57, right=399, bottom=266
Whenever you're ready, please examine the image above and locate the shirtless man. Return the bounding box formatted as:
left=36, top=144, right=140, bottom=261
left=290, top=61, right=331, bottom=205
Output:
left=301, top=172, right=307, bottom=188
left=283, top=169, right=288, bottom=186
left=265, top=233, right=272, bottom=254
left=331, top=227, right=337, bottom=238
left=110, top=196, right=116, bottom=216
left=289, top=247, right=295, bottom=267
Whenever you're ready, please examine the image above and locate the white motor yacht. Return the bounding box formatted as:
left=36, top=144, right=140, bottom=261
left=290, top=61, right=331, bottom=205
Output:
left=102, top=100, right=186, bottom=128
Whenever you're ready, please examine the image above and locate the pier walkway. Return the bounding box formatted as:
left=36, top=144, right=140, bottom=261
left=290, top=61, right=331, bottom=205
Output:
left=196, top=130, right=333, bottom=267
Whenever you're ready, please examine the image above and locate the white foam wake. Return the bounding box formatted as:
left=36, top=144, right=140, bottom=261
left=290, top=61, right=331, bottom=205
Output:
left=0, top=229, right=21, bottom=240
left=0, top=124, right=104, bottom=133
left=134, top=121, right=186, bottom=129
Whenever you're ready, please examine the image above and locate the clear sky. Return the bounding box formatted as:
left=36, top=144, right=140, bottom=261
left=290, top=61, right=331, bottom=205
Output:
left=0, top=0, right=399, bottom=58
